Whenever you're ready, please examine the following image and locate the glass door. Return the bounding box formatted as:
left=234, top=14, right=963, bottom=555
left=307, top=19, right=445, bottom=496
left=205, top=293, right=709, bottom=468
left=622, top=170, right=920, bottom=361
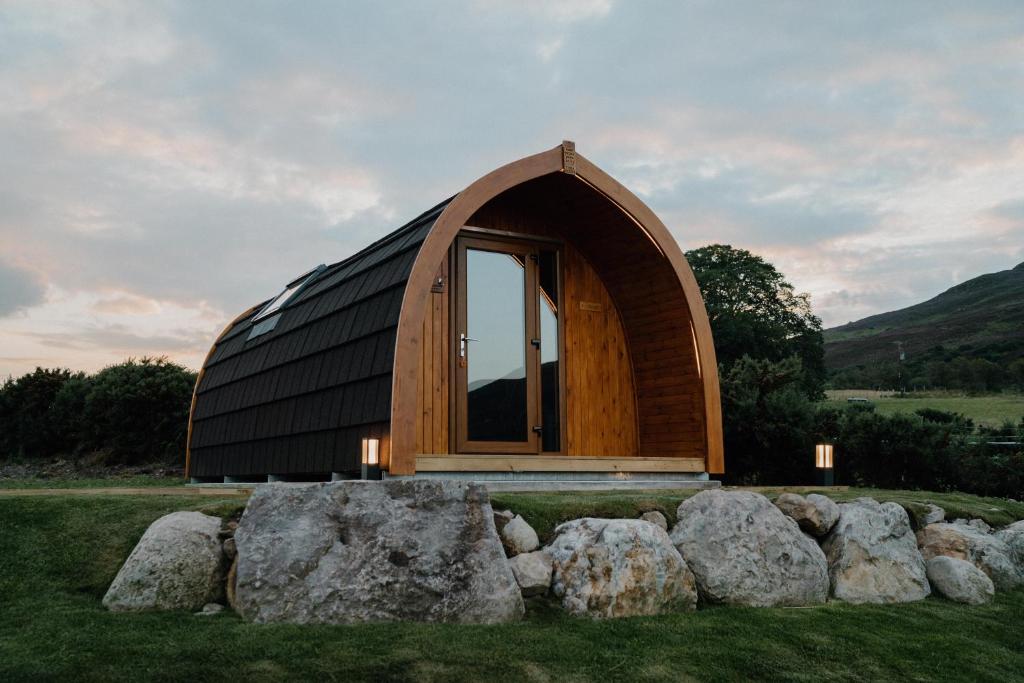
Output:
left=454, top=236, right=541, bottom=453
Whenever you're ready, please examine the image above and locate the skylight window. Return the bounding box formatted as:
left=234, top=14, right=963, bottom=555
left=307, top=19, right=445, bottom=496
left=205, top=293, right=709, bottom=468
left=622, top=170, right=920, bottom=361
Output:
left=253, top=264, right=326, bottom=322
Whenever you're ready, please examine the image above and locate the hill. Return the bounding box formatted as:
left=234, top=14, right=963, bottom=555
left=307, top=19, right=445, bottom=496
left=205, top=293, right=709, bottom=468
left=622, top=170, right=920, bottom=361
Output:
left=824, top=262, right=1024, bottom=385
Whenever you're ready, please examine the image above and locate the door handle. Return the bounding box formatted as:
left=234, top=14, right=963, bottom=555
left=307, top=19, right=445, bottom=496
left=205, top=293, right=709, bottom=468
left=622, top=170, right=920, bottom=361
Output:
left=460, top=333, right=479, bottom=358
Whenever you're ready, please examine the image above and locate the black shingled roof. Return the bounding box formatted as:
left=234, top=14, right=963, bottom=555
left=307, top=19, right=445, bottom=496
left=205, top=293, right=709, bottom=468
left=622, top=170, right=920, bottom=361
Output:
left=188, top=198, right=453, bottom=477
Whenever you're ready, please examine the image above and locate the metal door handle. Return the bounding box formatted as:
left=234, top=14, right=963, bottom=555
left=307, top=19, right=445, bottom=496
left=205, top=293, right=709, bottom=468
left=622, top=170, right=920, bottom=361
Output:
left=460, top=333, right=479, bottom=358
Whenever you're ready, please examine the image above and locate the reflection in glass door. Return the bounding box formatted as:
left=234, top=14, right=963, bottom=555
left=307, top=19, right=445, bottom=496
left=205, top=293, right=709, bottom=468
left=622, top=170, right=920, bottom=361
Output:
left=465, top=248, right=528, bottom=443
left=455, top=235, right=560, bottom=454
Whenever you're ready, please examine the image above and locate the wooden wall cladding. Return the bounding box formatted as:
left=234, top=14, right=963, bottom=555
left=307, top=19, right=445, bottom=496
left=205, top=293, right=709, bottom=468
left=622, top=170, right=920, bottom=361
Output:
left=415, top=255, right=449, bottom=453
left=561, top=247, right=639, bottom=456
left=412, top=233, right=639, bottom=456
left=468, top=175, right=707, bottom=460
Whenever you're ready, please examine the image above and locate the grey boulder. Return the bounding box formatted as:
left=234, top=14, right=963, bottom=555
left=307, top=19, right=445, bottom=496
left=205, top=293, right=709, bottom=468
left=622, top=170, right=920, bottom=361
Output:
left=103, top=511, right=225, bottom=612
left=921, top=504, right=946, bottom=527
left=640, top=510, right=668, bottom=531
left=926, top=556, right=994, bottom=605
left=995, top=520, right=1024, bottom=571
left=917, top=521, right=1022, bottom=591
left=234, top=480, right=523, bottom=625
left=670, top=490, right=829, bottom=607
left=501, top=515, right=540, bottom=556
left=774, top=493, right=840, bottom=537
left=821, top=498, right=930, bottom=604
left=548, top=518, right=697, bottom=618
left=509, top=551, right=553, bottom=596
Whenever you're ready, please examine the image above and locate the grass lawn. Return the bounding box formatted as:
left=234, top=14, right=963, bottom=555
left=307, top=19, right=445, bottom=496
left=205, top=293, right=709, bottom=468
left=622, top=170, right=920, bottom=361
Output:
left=2, top=490, right=1024, bottom=681
left=0, top=475, right=186, bottom=489
left=825, top=390, right=1024, bottom=428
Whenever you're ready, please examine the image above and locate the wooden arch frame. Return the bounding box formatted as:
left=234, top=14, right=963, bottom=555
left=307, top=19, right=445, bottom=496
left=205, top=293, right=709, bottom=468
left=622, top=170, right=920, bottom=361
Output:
left=389, top=142, right=723, bottom=475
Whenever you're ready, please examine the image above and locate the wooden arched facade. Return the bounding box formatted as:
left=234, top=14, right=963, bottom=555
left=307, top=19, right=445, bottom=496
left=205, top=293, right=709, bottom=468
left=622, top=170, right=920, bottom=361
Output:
left=186, top=142, right=723, bottom=481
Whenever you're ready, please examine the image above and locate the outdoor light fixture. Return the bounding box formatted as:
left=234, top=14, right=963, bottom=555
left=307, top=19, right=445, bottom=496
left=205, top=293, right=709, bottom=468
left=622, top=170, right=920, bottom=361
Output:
left=815, top=443, right=835, bottom=486
left=361, top=437, right=381, bottom=480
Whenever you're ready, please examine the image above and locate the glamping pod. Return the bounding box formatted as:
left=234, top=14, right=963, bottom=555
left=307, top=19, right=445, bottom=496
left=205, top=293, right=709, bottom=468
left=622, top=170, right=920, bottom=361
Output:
left=186, top=142, right=723, bottom=482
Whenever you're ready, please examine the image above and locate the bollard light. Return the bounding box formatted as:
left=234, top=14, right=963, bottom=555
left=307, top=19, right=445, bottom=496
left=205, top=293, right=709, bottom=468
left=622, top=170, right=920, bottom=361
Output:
left=361, top=437, right=381, bottom=480
left=815, top=443, right=834, bottom=486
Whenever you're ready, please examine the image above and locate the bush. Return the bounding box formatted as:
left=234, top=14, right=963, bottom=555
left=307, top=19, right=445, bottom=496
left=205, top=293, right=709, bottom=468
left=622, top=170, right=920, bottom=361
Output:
left=0, top=368, right=81, bottom=458
left=721, top=358, right=1024, bottom=498
left=0, top=358, right=196, bottom=466
left=720, top=355, right=816, bottom=484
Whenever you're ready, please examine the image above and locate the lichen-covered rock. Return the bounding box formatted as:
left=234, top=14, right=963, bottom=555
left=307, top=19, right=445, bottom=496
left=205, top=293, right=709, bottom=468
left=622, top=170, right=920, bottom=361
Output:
left=774, top=493, right=840, bottom=537
left=917, top=521, right=1023, bottom=591
left=640, top=511, right=668, bottom=531
left=926, top=556, right=994, bottom=605
left=509, top=551, right=552, bottom=596
left=103, top=511, right=225, bottom=612
left=995, top=520, right=1024, bottom=571
left=821, top=498, right=930, bottom=604
left=952, top=518, right=993, bottom=534
left=196, top=602, right=226, bottom=616
left=670, top=490, right=828, bottom=607
left=493, top=509, right=514, bottom=534
left=547, top=518, right=697, bottom=618
left=921, top=504, right=946, bottom=527
left=234, top=481, right=524, bottom=624
left=501, top=515, right=540, bottom=556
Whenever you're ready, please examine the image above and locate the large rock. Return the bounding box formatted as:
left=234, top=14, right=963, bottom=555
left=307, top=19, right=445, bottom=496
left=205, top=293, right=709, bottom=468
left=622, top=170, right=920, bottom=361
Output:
left=774, top=493, right=840, bottom=537
left=670, top=490, right=828, bottom=607
left=234, top=481, right=524, bottom=624
left=509, top=551, right=552, bottom=596
left=640, top=511, right=668, bottom=531
left=921, top=504, right=946, bottom=527
left=917, top=521, right=1023, bottom=591
left=995, top=520, right=1024, bottom=571
left=103, top=511, right=225, bottom=612
left=926, top=556, right=994, bottom=605
left=501, top=515, right=540, bottom=556
left=547, top=518, right=697, bottom=618
left=821, top=498, right=930, bottom=604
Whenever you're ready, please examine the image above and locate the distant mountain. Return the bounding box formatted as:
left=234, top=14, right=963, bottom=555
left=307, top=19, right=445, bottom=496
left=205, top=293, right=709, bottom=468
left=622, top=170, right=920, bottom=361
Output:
left=824, top=262, right=1024, bottom=371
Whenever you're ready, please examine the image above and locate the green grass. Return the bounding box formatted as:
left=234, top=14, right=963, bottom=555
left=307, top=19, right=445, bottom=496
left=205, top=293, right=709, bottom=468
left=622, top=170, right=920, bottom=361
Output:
left=2, top=491, right=1024, bottom=681
left=495, top=487, right=1024, bottom=542
left=0, top=475, right=186, bottom=489
left=825, top=391, right=1024, bottom=428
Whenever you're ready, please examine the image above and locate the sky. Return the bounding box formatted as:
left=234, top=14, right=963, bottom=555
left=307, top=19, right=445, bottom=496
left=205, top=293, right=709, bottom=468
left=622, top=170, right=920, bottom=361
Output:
left=1, top=1, right=1023, bottom=377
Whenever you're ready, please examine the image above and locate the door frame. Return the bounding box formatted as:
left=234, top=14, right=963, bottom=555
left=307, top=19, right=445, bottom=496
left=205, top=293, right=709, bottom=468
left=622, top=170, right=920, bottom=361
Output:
left=450, top=230, right=565, bottom=455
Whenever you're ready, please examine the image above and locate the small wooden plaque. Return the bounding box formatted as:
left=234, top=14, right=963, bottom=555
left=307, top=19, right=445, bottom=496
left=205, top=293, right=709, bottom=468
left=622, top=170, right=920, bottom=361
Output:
left=579, top=301, right=602, bottom=312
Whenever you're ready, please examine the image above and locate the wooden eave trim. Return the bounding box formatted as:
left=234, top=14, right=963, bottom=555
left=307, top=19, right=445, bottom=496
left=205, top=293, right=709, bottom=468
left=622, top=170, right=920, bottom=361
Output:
left=388, top=145, right=564, bottom=475
left=184, top=305, right=258, bottom=479
left=389, top=143, right=724, bottom=476
left=572, top=155, right=724, bottom=474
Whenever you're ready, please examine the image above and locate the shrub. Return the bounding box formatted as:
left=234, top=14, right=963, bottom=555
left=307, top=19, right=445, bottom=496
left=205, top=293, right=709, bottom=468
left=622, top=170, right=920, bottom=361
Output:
left=0, top=358, right=196, bottom=466
left=0, top=367, right=80, bottom=458
left=79, top=358, right=197, bottom=465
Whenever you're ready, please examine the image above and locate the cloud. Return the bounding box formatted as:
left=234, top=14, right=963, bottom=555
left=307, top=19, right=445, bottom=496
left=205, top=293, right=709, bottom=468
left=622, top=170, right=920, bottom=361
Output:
left=0, top=260, right=46, bottom=317
left=0, top=0, right=1022, bottom=373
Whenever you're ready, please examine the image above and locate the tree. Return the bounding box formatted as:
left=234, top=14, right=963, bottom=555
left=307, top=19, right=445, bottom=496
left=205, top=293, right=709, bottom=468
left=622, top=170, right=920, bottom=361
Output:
left=686, top=244, right=825, bottom=396
left=719, top=355, right=816, bottom=484
left=0, top=367, right=78, bottom=458
left=79, top=357, right=197, bottom=465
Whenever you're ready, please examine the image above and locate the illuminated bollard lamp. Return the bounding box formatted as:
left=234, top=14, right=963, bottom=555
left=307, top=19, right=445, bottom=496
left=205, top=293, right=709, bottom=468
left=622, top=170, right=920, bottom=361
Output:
left=815, top=443, right=835, bottom=486
left=361, top=437, right=381, bottom=481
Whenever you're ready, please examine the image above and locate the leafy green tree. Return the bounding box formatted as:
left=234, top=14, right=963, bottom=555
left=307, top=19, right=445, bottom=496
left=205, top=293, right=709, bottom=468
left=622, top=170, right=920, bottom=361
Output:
left=0, top=367, right=78, bottom=458
left=686, top=244, right=825, bottom=397
left=719, top=355, right=815, bottom=484
left=79, top=357, right=197, bottom=465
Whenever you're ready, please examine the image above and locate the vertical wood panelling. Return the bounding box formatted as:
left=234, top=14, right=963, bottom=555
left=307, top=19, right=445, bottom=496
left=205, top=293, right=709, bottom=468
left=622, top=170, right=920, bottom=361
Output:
left=561, top=247, right=638, bottom=456
left=415, top=255, right=449, bottom=453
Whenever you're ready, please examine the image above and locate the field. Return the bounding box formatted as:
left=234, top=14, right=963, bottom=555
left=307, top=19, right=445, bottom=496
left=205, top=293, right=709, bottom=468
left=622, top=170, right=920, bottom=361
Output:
left=825, top=390, right=1024, bottom=428
left=2, top=488, right=1024, bottom=681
